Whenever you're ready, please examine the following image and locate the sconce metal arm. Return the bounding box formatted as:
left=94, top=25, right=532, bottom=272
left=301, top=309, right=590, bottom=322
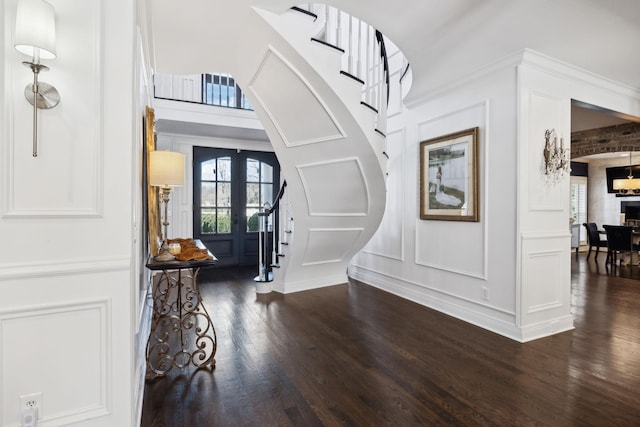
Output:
left=22, top=60, right=60, bottom=157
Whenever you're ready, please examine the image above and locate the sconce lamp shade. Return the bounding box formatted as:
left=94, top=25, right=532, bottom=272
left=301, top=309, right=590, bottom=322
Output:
left=14, top=0, right=57, bottom=60
left=149, top=151, right=185, bottom=187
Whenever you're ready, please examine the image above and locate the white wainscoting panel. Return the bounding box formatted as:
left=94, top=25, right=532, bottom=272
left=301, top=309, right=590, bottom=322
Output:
left=297, top=157, right=368, bottom=216
left=3, top=0, right=103, bottom=218
left=526, top=91, right=565, bottom=212
left=248, top=48, right=345, bottom=147
left=303, top=228, right=364, bottom=265
left=519, top=232, right=573, bottom=339
left=0, top=299, right=110, bottom=427
left=524, top=250, right=563, bottom=312
left=415, top=101, right=487, bottom=279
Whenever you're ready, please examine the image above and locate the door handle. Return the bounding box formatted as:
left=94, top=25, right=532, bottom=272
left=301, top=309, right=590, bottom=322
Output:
left=233, top=214, right=238, bottom=225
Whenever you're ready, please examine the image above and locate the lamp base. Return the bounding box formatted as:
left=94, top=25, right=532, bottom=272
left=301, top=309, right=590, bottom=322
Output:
left=155, top=248, right=176, bottom=262
left=155, top=239, right=175, bottom=262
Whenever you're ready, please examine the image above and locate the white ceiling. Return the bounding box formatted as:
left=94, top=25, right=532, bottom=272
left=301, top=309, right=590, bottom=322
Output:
left=152, top=1, right=640, bottom=99
left=247, top=0, right=640, bottom=103
left=150, top=0, right=640, bottom=141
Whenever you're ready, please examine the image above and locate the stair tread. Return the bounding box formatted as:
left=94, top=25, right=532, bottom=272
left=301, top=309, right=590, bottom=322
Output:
left=310, top=38, right=345, bottom=53
left=290, top=6, right=318, bottom=21
left=340, top=70, right=365, bottom=85
left=361, top=101, right=379, bottom=114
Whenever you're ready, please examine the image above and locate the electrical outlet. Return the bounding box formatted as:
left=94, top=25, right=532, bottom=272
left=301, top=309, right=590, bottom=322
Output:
left=481, top=287, right=489, bottom=300
left=20, top=392, right=42, bottom=414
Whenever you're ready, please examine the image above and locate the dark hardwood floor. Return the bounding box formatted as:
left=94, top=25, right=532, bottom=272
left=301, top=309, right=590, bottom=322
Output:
left=141, top=253, right=640, bottom=426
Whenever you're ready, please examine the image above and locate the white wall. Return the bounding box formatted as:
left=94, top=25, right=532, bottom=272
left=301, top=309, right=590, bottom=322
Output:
left=351, top=49, right=640, bottom=342
left=352, top=53, right=521, bottom=339
left=1, top=0, right=138, bottom=426
left=584, top=157, right=640, bottom=227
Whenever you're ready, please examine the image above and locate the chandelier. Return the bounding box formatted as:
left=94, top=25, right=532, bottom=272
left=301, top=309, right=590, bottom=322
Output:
left=613, top=151, right=640, bottom=194
left=543, top=129, right=570, bottom=183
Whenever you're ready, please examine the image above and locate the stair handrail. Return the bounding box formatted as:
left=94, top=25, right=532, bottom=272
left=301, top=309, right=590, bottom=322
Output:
left=255, top=180, right=288, bottom=284
left=293, top=4, right=391, bottom=127
left=375, top=30, right=390, bottom=105
left=268, top=180, right=288, bottom=214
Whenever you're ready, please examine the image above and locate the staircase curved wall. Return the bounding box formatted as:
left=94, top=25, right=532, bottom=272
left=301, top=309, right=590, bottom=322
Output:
left=151, top=1, right=387, bottom=292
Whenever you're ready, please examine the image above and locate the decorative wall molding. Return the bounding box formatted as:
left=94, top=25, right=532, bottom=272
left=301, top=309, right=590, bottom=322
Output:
left=524, top=249, right=563, bottom=314
left=3, top=0, right=104, bottom=218
left=518, top=231, right=571, bottom=336
left=520, top=48, right=640, bottom=98
left=302, top=228, right=364, bottom=265
left=415, top=100, right=489, bottom=280
left=297, top=157, right=369, bottom=216
left=0, top=256, right=130, bottom=280
left=524, top=89, right=566, bottom=211
left=0, top=298, right=111, bottom=426
left=248, top=47, right=346, bottom=147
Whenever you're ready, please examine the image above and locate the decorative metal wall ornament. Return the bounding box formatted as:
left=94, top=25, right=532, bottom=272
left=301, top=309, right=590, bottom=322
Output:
left=543, top=129, right=570, bottom=183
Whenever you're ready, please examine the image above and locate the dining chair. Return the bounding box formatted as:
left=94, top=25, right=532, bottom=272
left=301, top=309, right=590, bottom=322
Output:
left=583, top=222, right=608, bottom=260
left=603, top=225, right=640, bottom=266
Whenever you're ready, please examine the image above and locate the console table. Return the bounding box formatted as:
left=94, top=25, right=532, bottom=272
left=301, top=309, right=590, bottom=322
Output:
left=145, top=243, right=217, bottom=378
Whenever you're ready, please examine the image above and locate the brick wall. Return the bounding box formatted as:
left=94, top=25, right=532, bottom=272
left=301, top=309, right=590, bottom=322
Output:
left=571, top=122, right=640, bottom=159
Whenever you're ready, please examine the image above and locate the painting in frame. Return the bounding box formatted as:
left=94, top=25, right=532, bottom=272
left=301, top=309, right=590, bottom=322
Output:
left=420, top=127, right=479, bottom=221
left=145, top=106, right=161, bottom=256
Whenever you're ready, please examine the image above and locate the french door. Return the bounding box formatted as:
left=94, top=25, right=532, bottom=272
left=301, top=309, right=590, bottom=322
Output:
left=193, top=147, right=280, bottom=266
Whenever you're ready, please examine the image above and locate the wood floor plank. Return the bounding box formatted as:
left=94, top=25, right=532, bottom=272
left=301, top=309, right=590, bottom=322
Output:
left=141, top=255, right=640, bottom=426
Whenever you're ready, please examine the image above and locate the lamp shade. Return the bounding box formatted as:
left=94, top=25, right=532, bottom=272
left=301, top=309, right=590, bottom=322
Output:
left=149, top=151, right=185, bottom=187
left=14, top=0, right=57, bottom=60
left=613, top=177, right=640, bottom=191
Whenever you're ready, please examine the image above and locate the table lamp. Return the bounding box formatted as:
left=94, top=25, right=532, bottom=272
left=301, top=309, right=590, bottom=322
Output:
left=150, top=150, right=185, bottom=261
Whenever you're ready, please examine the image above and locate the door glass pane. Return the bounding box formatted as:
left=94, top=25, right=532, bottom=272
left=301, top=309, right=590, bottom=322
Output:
left=201, top=208, right=216, bottom=234
left=245, top=157, right=276, bottom=233
left=217, top=209, right=231, bottom=233
left=201, top=159, right=217, bottom=180
left=217, top=157, right=231, bottom=181
left=261, top=164, right=273, bottom=182
left=217, top=182, right=231, bottom=207
left=246, top=183, right=260, bottom=206
left=201, top=182, right=216, bottom=207
left=199, top=156, right=232, bottom=235
left=261, top=184, right=273, bottom=205
left=247, top=159, right=259, bottom=182
left=246, top=208, right=259, bottom=232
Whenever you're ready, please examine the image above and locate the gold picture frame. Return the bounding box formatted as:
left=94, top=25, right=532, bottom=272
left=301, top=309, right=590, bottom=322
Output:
left=145, top=106, right=161, bottom=255
left=420, top=127, right=479, bottom=221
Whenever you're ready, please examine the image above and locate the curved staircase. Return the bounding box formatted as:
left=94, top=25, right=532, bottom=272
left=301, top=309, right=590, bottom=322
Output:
left=150, top=2, right=388, bottom=292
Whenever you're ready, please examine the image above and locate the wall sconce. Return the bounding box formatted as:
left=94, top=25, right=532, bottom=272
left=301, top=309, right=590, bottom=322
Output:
left=543, top=128, right=570, bottom=183
left=14, top=0, right=60, bottom=157
left=149, top=151, right=186, bottom=261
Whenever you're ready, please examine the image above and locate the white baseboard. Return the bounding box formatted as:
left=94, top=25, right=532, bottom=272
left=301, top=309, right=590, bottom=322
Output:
left=349, top=265, right=572, bottom=343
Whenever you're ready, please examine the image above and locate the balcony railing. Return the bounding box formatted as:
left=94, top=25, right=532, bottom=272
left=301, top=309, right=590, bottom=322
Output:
left=154, top=72, right=253, bottom=111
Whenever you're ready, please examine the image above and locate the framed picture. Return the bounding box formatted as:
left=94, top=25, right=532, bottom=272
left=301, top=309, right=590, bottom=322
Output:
left=145, top=106, right=161, bottom=255
left=420, top=127, right=479, bottom=221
